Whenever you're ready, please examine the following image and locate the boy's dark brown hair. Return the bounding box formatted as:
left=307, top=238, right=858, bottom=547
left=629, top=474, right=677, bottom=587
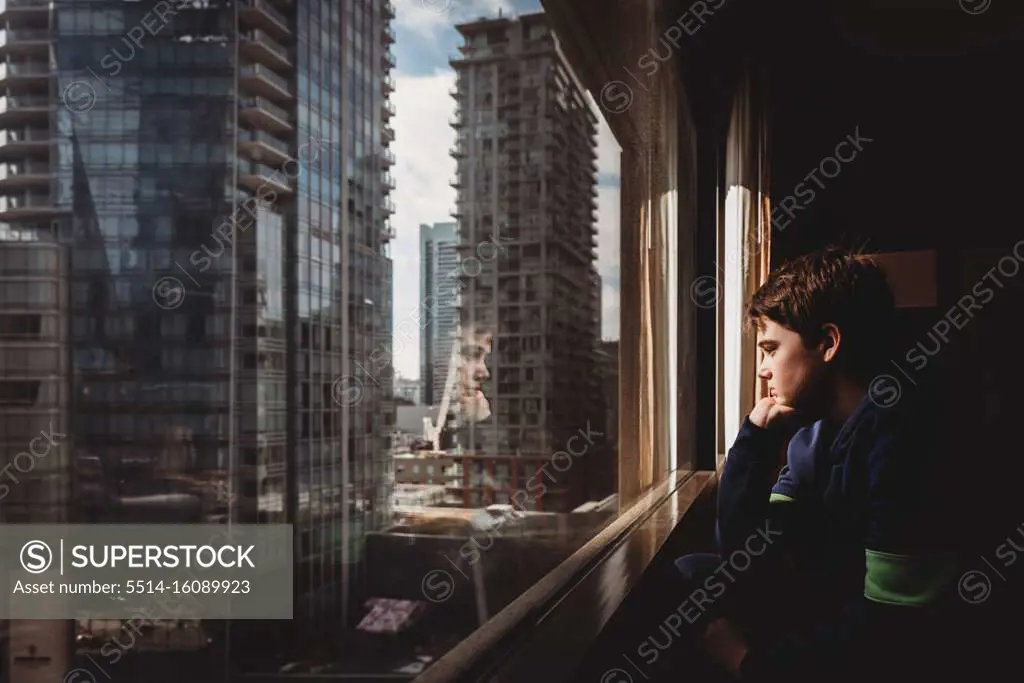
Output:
left=744, top=246, right=896, bottom=380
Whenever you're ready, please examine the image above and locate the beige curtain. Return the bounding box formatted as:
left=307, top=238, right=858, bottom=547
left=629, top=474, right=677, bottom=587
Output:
left=717, top=72, right=772, bottom=469
left=616, top=19, right=682, bottom=502
left=639, top=201, right=655, bottom=489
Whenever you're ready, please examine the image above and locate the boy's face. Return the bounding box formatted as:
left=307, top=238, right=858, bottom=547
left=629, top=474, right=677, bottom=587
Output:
left=458, top=329, right=492, bottom=422
left=756, top=319, right=831, bottom=413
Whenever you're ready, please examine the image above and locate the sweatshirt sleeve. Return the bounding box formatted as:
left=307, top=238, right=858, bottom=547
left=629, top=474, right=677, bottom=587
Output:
left=737, top=416, right=962, bottom=683
left=716, top=419, right=819, bottom=555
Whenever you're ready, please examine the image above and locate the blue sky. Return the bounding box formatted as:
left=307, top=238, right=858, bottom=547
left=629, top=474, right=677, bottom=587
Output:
left=389, top=0, right=621, bottom=380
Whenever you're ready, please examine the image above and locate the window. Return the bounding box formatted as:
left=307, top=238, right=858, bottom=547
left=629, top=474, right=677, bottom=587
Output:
left=0, top=381, right=38, bottom=406
left=0, top=314, right=41, bottom=340
left=718, top=81, right=771, bottom=463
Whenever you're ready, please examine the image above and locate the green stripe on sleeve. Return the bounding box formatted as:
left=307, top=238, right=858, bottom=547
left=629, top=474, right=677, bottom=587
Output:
left=864, top=549, right=958, bottom=606
left=769, top=493, right=794, bottom=503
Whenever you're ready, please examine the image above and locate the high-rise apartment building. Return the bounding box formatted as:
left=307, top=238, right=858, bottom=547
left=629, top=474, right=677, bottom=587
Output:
left=419, top=221, right=459, bottom=406
left=0, top=231, right=74, bottom=683
left=449, top=12, right=604, bottom=512
left=0, top=231, right=69, bottom=522
left=0, top=0, right=395, bottom=664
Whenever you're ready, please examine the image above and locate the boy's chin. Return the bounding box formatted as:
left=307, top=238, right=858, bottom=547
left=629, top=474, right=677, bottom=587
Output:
left=785, top=394, right=824, bottom=419
left=774, top=391, right=802, bottom=409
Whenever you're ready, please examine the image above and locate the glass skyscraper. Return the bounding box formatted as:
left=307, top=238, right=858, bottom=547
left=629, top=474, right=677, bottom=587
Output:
left=0, top=0, right=395, bottom=673
left=419, top=221, right=459, bottom=407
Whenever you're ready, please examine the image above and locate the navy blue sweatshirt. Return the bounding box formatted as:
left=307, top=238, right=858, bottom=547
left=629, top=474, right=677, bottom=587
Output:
left=716, top=393, right=965, bottom=683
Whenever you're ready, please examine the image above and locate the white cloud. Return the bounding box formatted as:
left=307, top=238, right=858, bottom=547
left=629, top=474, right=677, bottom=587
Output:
left=593, top=103, right=621, bottom=341
left=388, top=4, right=623, bottom=380
left=602, top=282, right=620, bottom=341
left=394, top=0, right=516, bottom=39
left=594, top=102, right=622, bottom=181
left=595, top=161, right=621, bottom=342
left=389, top=71, right=459, bottom=380
left=595, top=185, right=620, bottom=278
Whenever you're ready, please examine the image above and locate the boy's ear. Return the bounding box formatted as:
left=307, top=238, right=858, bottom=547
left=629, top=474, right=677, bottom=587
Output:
left=820, top=323, right=841, bottom=363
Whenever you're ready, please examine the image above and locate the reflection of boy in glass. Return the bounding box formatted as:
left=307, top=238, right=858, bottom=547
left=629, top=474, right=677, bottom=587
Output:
left=457, top=325, right=492, bottom=423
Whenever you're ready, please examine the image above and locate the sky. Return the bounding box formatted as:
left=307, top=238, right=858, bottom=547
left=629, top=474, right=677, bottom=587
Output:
left=389, top=0, right=622, bottom=381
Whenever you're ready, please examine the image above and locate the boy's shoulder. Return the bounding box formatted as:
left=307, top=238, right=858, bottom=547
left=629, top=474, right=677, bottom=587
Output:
left=840, top=392, right=947, bottom=513
left=837, top=390, right=937, bottom=454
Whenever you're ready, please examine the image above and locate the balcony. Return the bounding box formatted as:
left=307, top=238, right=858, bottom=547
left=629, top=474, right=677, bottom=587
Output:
left=238, top=0, right=292, bottom=40
left=449, top=113, right=464, bottom=129
left=449, top=86, right=464, bottom=100
left=383, top=0, right=394, bottom=19
left=450, top=143, right=467, bottom=159
left=380, top=223, right=395, bottom=242
left=381, top=47, right=395, bottom=70
left=239, top=30, right=292, bottom=72
left=381, top=98, right=395, bottom=119
left=383, top=74, right=395, bottom=94
left=380, top=197, right=394, bottom=215
left=239, top=64, right=292, bottom=101
left=0, top=29, right=47, bottom=56
left=382, top=172, right=395, bottom=193
left=382, top=124, right=394, bottom=145
left=237, top=128, right=291, bottom=167
left=238, top=159, right=293, bottom=197
left=381, top=148, right=395, bottom=166
left=451, top=43, right=512, bottom=67
left=0, top=190, right=56, bottom=220
left=0, top=60, right=48, bottom=88
left=382, top=24, right=395, bottom=44
left=0, top=94, right=48, bottom=124
left=239, top=96, right=293, bottom=133
left=0, top=126, right=48, bottom=159
left=0, top=159, right=50, bottom=189
left=450, top=173, right=462, bottom=188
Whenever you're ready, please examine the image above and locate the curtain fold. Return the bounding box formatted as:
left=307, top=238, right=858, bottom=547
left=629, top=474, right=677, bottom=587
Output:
left=640, top=200, right=654, bottom=489
left=718, top=71, right=772, bottom=469
left=615, top=5, right=682, bottom=502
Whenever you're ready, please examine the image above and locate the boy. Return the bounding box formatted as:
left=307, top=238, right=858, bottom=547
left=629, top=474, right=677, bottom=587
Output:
left=679, top=247, right=965, bottom=682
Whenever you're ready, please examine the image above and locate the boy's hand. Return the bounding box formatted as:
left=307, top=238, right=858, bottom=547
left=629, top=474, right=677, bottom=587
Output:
left=749, top=396, right=802, bottom=431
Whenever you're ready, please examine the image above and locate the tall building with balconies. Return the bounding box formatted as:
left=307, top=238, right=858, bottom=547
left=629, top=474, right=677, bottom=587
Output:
left=0, top=0, right=396, bottom=659
left=0, top=227, right=70, bottom=522
left=419, top=221, right=459, bottom=406
left=449, top=12, right=603, bottom=512
left=0, top=227, right=75, bottom=683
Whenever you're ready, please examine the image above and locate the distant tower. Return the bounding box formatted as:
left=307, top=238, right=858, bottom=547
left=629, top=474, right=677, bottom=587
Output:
left=420, top=222, right=460, bottom=405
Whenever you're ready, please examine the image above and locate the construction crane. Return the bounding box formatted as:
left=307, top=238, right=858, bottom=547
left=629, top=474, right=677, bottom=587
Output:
left=424, top=330, right=463, bottom=452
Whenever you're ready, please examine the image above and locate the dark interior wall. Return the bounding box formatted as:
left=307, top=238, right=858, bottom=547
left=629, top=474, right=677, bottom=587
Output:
left=763, top=0, right=1024, bottom=256
left=757, top=0, right=1024, bottom=547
